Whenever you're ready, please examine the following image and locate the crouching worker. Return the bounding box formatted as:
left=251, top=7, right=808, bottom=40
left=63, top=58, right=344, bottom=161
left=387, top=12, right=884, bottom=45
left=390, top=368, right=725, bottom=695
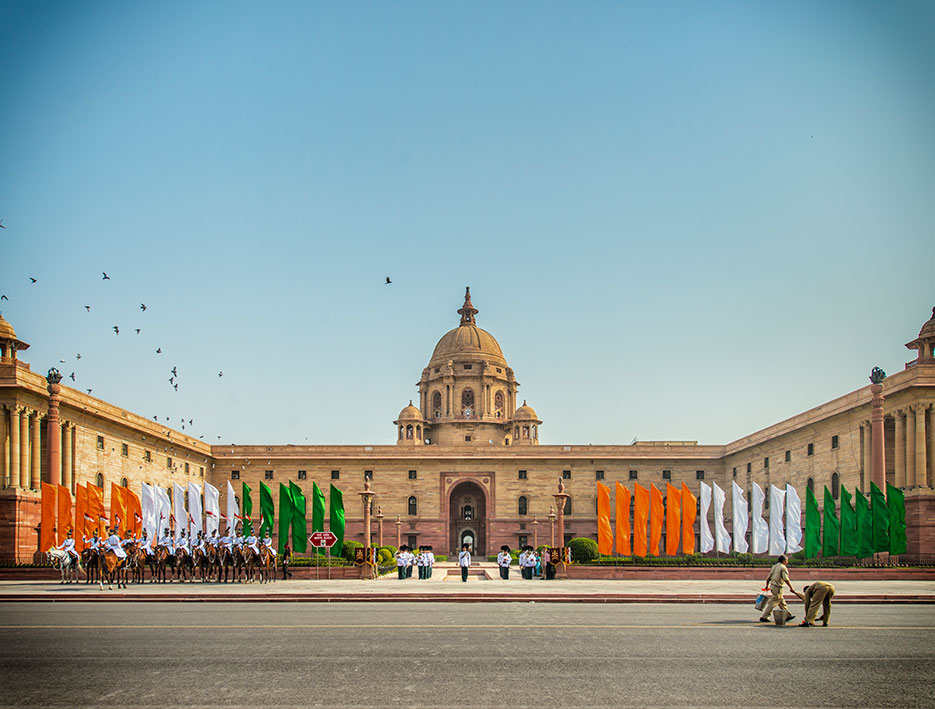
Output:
left=800, top=582, right=836, bottom=627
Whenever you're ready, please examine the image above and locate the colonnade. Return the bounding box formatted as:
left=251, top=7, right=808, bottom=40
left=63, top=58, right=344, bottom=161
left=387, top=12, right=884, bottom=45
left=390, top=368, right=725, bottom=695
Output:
left=0, top=405, right=76, bottom=492
left=891, top=403, right=935, bottom=488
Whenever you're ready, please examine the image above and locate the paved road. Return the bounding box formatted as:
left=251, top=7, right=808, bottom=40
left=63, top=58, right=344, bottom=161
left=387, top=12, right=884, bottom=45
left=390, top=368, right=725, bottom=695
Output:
left=1, top=602, right=933, bottom=707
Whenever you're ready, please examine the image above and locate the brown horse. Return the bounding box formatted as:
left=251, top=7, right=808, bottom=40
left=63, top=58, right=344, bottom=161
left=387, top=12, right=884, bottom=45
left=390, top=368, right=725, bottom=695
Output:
left=102, top=550, right=127, bottom=590
left=242, top=545, right=260, bottom=583
left=154, top=545, right=172, bottom=583
left=175, top=547, right=194, bottom=583
left=82, top=548, right=101, bottom=585
left=259, top=546, right=277, bottom=584
left=216, top=545, right=232, bottom=583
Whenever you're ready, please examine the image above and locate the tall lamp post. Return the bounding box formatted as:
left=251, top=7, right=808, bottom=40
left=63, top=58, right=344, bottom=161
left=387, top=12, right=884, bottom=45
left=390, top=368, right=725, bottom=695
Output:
left=396, top=515, right=402, bottom=550
left=548, top=506, right=556, bottom=547
left=532, top=515, right=538, bottom=549
left=376, top=506, right=385, bottom=548
left=553, top=478, right=570, bottom=579
left=358, top=479, right=375, bottom=579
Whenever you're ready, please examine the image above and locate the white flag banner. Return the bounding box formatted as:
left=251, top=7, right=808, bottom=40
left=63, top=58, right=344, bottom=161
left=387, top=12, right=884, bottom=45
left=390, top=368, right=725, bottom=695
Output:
left=188, top=482, right=203, bottom=536
left=155, top=485, right=171, bottom=538
left=698, top=482, right=714, bottom=553
left=785, top=483, right=803, bottom=554
left=141, top=482, right=156, bottom=548
left=768, top=484, right=786, bottom=556
left=204, top=482, right=220, bottom=536
left=712, top=481, right=731, bottom=554
left=751, top=483, right=769, bottom=554
left=731, top=481, right=749, bottom=554
left=173, top=482, right=187, bottom=539
left=225, top=480, right=238, bottom=535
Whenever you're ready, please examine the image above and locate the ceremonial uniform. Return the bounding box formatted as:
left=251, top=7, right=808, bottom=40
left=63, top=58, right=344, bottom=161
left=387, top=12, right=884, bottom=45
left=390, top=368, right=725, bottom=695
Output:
left=416, top=549, right=426, bottom=580
left=158, top=533, right=174, bottom=554
left=459, top=548, right=471, bottom=582
left=497, top=549, right=512, bottom=580
left=83, top=535, right=101, bottom=551
left=105, top=533, right=127, bottom=559
left=426, top=548, right=434, bottom=579
left=395, top=548, right=408, bottom=580
left=55, top=537, right=79, bottom=561
left=245, top=534, right=259, bottom=555
left=262, top=534, right=277, bottom=556
left=802, top=582, right=836, bottom=626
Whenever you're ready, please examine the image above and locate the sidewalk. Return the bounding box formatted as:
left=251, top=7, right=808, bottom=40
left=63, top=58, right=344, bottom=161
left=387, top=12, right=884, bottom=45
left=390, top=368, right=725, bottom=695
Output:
left=2, top=563, right=933, bottom=603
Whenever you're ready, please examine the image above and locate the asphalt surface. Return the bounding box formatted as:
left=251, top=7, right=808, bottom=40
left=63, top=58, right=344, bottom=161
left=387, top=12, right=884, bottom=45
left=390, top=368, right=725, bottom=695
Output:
left=1, top=602, right=933, bottom=707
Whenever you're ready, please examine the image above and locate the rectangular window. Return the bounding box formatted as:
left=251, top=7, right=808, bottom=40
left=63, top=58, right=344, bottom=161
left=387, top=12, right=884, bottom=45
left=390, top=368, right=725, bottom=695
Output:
left=785, top=450, right=791, bottom=463
left=764, top=457, right=769, bottom=469
left=562, top=470, right=571, bottom=479
left=732, top=466, right=737, bottom=478
left=595, top=470, right=604, bottom=480
left=231, top=471, right=240, bottom=480
left=408, top=470, right=417, bottom=480
left=298, top=470, right=307, bottom=480
left=199, top=466, right=204, bottom=478
left=407, top=535, right=417, bottom=549
left=831, top=435, right=839, bottom=450
left=662, top=470, right=671, bottom=480
left=463, top=364, right=472, bottom=370
left=264, top=470, right=273, bottom=480
left=121, top=443, right=128, bottom=457
left=144, top=450, right=151, bottom=463
left=518, top=535, right=528, bottom=548
left=696, top=470, right=705, bottom=480
left=518, top=470, right=527, bottom=480
left=97, top=436, right=104, bottom=450
left=364, top=470, right=373, bottom=480
left=185, top=462, right=190, bottom=474
left=746, top=462, right=752, bottom=473
left=167, top=457, right=173, bottom=469
left=807, top=443, right=814, bottom=456
left=331, top=470, right=340, bottom=480
left=629, top=470, right=638, bottom=480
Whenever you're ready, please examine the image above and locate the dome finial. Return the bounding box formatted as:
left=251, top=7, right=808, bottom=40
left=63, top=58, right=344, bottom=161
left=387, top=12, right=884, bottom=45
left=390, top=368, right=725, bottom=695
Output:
left=457, top=286, right=478, bottom=325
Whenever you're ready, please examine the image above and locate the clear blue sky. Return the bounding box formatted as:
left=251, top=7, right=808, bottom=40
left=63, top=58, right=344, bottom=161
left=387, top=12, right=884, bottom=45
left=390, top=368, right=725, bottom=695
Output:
left=1, top=1, right=932, bottom=446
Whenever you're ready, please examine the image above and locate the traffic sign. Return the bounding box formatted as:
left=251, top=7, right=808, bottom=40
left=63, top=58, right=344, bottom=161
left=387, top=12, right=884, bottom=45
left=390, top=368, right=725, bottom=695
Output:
left=309, top=531, right=338, bottom=547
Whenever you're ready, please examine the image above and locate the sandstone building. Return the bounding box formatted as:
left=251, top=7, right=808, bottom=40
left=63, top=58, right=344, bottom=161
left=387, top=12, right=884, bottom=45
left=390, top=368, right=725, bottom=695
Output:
left=1, top=291, right=934, bottom=560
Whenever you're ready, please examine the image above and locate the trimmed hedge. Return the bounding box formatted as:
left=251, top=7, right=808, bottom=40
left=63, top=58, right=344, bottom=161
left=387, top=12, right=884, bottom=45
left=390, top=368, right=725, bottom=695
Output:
left=341, top=540, right=363, bottom=563
left=567, top=537, right=599, bottom=563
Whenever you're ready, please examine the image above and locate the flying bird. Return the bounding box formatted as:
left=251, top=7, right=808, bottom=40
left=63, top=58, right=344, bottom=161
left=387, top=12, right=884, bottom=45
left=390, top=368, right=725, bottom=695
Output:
left=84, top=305, right=90, bottom=311
left=113, top=325, right=119, bottom=334
left=76, top=353, right=81, bottom=359
left=102, top=272, right=110, bottom=280
left=169, top=378, right=174, bottom=384
left=171, top=366, right=177, bottom=376
left=86, top=389, right=92, bottom=394
left=199, top=435, right=204, bottom=439
left=59, top=359, right=65, bottom=363
left=1, top=295, right=8, bottom=301
left=156, top=348, right=162, bottom=354
left=69, top=372, right=75, bottom=381
left=385, top=276, right=392, bottom=285
left=153, top=415, right=158, bottom=421
left=173, top=383, right=178, bottom=392
left=0, top=220, right=5, bottom=228
left=135, top=329, right=141, bottom=334
left=140, top=304, right=146, bottom=311
left=29, top=277, right=37, bottom=283
left=188, top=419, right=192, bottom=425
left=218, top=371, right=223, bottom=377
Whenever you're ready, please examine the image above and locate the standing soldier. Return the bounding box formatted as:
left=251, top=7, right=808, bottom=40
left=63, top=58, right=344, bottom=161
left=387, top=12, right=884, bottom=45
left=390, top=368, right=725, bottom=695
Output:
left=395, top=545, right=408, bottom=580
left=458, top=543, right=471, bottom=582
left=497, top=545, right=512, bottom=580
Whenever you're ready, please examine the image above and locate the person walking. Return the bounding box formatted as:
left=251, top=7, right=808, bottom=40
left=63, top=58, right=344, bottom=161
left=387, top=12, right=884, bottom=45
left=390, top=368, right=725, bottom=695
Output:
left=497, top=545, right=512, bottom=580
left=800, top=582, right=836, bottom=626
left=758, top=554, right=799, bottom=623
left=458, top=543, right=471, bottom=582
left=282, top=543, right=293, bottom=580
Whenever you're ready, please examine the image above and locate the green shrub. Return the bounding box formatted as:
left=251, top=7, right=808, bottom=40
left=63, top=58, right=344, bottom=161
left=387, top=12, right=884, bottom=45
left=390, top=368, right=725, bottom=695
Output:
left=567, top=537, right=599, bottom=563
left=341, top=540, right=363, bottom=563
left=433, top=554, right=448, bottom=562
left=379, top=545, right=397, bottom=557
left=377, top=548, right=393, bottom=565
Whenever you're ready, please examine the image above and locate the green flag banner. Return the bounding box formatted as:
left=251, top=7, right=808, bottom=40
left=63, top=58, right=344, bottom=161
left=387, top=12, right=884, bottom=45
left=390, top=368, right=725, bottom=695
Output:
left=855, top=488, right=873, bottom=558
left=311, top=482, right=326, bottom=556
left=241, top=482, right=253, bottom=536
left=259, top=482, right=274, bottom=538
left=886, top=483, right=907, bottom=555
left=278, top=483, right=294, bottom=555
left=870, top=482, right=890, bottom=553
left=823, top=487, right=840, bottom=556
left=290, top=481, right=308, bottom=553
left=839, top=485, right=857, bottom=556
left=805, top=486, right=821, bottom=558
left=329, top=484, right=345, bottom=556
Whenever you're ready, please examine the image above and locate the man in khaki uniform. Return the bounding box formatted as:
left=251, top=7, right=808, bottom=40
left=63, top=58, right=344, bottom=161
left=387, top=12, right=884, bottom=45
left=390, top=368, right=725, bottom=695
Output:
left=800, top=581, right=836, bottom=626
left=758, top=554, right=799, bottom=623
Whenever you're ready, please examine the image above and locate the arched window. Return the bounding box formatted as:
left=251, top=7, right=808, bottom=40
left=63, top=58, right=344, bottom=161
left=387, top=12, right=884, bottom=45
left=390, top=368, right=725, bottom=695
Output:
left=518, top=496, right=528, bottom=516
left=406, top=424, right=413, bottom=439
left=95, top=472, right=104, bottom=488
left=807, top=477, right=814, bottom=493
left=416, top=425, right=421, bottom=439
left=514, top=426, right=520, bottom=439
left=564, top=497, right=571, bottom=515
left=432, top=392, right=442, bottom=419
left=408, top=496, right=417, bottom=515
left=831, top=472, right=839, bottom=499
left=494, top=391, right=504, bottom=419
left=121, top=477, right=128, bottom=488
left=532, top=425, right=537, bottom=440
left=461, top=389, right=475, bottom=418
left=462, top=505, right=473, bottom=520
left=522, top=426, right=530, bottom=439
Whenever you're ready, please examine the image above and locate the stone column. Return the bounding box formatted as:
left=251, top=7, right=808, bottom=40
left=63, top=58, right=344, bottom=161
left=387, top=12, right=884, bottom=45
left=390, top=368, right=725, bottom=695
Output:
left=548, top=507, right=555, bottom=546
left=929, top=405, right=935, bottom=488
left=532, top=515, right=538, bottom=548
left=870, top=378, right=885, bottom=491
left=19, top=407, right=29, bottom=488
left=0, top=406, right=7, bottom=487
left=30, top=411, right=41, bottom=489
left=914, top=404, right=927, bottom=488
left=46, top=369, right=62, bottom=487
left=894, top=411, right=906, bottom=488
left=860, top=422, right=871, bottom=490
left=10, top=407, right=21, bottom=488
left=907, top=406, right=917, bottom=487
left=376, top=506, right=384, bottom=548
left=357, top=480, right=375, bottom=579
left=62, top=423, right=73, bottom=490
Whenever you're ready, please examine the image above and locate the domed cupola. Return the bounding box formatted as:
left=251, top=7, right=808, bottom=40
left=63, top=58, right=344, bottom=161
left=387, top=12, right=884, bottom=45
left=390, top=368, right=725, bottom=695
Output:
left=394, top=401, right=426, bottom=445
left=906, top=306, right=935, bottom=367
left=0, top=313, right=30, bottom=367
left=511, top=400, right=542, bottom=445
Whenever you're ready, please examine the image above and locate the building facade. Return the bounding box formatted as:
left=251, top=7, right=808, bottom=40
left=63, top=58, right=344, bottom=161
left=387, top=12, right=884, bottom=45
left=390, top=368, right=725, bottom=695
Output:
left=1, top=293, right=934, bottom=561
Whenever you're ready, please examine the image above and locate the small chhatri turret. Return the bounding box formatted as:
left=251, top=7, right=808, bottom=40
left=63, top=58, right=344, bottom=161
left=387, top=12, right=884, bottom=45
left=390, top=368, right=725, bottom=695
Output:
left=457, top=286, right=478, bottom=325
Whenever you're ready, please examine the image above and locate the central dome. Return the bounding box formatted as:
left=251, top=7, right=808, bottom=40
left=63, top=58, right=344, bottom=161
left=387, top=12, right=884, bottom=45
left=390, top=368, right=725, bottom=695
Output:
left=428, top=287, right=506, bottom=366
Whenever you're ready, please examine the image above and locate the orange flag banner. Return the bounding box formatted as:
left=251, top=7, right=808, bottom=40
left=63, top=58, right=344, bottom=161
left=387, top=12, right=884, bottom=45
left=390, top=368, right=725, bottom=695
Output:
left=633, top=483, right=649, bottom=557
left=75, top=484, right=88, bottom=551
left=57, top=484, right=73, bottom=545
left=111, top=483, right=127, bottom=535
left=649, top=483, right=664, bottom=556
left=40, top=482, right=57, bottom=552
left=666, top=483, right=681, bottom=556
left=86, top=483, right=106, bottom=537
left=615, top=482, right=631, bottom=555
left=596, top=482, right=613, bottom=555
left=681, top=482, right=697, bottom=555
left=125, top=486, right=142, bottom=536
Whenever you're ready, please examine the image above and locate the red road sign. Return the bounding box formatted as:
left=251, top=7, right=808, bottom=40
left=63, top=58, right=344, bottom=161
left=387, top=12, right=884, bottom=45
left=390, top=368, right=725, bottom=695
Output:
left=309, top=531, right=338, bottom=547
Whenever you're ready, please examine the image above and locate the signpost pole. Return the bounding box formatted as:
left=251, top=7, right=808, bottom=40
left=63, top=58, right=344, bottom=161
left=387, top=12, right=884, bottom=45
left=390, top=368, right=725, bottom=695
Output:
left=316, top=545, right=320, bottom=581
left=327, top=545, right=331, bottom=580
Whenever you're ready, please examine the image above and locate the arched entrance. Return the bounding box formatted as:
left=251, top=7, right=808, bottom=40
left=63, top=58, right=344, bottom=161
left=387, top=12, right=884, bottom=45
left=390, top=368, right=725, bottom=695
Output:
left=449, top=480, right=487, bottom=556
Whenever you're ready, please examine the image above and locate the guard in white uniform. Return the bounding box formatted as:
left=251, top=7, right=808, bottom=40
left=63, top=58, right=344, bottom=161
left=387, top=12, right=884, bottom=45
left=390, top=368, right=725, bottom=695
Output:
left=262, top=532, right=277, bottom=556
left=497, top=545, right=512, bottom=580
left=104, top=528, right=128, bottom=559
left=54, top=530, right=79, bottom=561
left=395, top=546, right=408, bottom=580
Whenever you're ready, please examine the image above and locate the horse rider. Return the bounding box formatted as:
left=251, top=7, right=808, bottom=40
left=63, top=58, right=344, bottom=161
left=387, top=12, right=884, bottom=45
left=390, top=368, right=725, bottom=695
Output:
left=219, top=527, right=232, bottom=552
left=83, top=529, right=102, bottom=551
left=138, top=529, right=154, bottom=556
left=262, top=531, right=277, bottom=557
left=176, top=531, right=191, bottom=556
left=53, top=529, right=80, bottom=562
left=104, top=527, right=128, bottom=559
left=245, top=529, right=260, bottom=556
left=122, top=529, right=135, bottom=550
left=158, top=528, right=174, bottom=554
left=194, top=530, right=207, bottom=554
left=208, top=529, right=220, bottom=547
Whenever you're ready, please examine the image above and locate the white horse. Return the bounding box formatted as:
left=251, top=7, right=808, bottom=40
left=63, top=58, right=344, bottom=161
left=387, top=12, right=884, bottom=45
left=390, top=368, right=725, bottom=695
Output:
left=47, top=548, right=84, bottom=583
